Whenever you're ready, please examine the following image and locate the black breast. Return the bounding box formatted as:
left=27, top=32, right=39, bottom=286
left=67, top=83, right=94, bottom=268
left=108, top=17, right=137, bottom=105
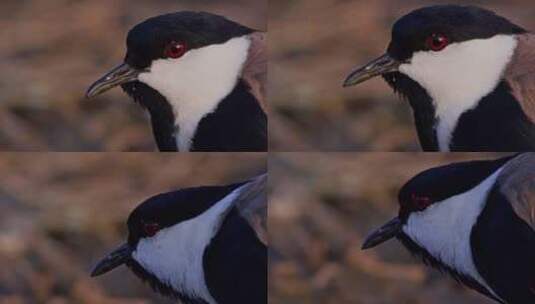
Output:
left=471, top=186, right=535, bottom=303
left=451, top=81, right=535, bottom=152
left=192, top=80, right=267, bottom=152
left=203, top=207, right=267, bottom=304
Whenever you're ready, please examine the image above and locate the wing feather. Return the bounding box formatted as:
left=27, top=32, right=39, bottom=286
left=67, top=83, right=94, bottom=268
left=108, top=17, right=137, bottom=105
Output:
left=234, top=174, right=268, bottom=245
left=505, top=34, right=535, bottom=122
left=243, top=32, right=267, bottom=113
left=497, top=153, right=535, bottom=230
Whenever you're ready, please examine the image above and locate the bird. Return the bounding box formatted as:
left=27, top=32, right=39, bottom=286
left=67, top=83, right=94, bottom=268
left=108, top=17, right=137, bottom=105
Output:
left=343, top=5, right=535, bottom=152
left=91, top=174, right=267, bottom=304
left=87, top=12, right=267, bottom=152
left=362, top=153, right=535, bottom=304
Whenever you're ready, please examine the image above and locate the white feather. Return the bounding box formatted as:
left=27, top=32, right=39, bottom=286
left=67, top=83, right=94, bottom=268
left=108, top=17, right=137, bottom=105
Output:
left=403, top=166, right=504, bottom=300
left=399, top=35, right=517, bottom=151
left=138, top=36, right=251, bottom=151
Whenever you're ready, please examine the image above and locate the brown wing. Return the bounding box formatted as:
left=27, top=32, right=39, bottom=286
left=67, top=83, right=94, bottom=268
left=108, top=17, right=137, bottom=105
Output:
left=242, top=32, right=267, bottom=113
left=505, top=34, right=535, bottom=122
left=234, top=174, right=268, bottom=245
left=497, top=153, right=535, bottom=230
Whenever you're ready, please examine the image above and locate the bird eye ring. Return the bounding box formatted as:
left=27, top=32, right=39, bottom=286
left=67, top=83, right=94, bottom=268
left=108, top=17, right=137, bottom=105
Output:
left=164, top=41, right=187, bottom=59
left=426, top=33, right=449, bottom=52
left=411, top=194, right=431, bottom=210
left=143, top=222, right=161, bottom=237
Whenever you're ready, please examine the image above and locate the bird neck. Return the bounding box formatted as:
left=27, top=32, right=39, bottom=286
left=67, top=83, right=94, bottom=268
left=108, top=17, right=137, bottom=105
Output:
left=392, top=35, right=518, bottom=151
left=123, top=78, right=264, bottom=152
left=136, top=36, right=252, bottom=151
left=401, top=167, right=505, bottom=299
left=386, top=73, right=535, bottom=152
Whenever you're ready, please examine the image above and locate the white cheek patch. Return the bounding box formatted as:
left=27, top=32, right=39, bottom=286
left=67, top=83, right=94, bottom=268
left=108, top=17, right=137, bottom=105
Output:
left=138, top=36, right=251, bottom=151
left=403, top=166, right=504, bottom=300
left=399, top=35, right=517, bottom=151
left=131, top=186, right=245, bottom=304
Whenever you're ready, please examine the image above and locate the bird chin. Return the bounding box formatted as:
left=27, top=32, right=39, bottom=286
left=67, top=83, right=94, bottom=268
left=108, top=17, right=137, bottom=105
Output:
left=396, top=232, right=439, bottom=266
left=121, top=81, right=160, bottom=107
left=382, top=72, right=420, bottom=100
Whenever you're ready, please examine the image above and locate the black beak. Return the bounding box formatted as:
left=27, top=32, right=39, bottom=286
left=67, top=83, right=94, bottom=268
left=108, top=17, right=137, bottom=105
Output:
left=91, top=243, right=133, bottom=277
left=86, top=63, right=141, bottom=98
left=343, top=53, right=400, bottom=87
left=361, top=217, right=402, bottom=250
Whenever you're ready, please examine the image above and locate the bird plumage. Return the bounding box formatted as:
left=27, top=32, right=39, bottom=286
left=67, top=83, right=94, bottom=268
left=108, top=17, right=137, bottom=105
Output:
left=87, top=12, right=267, bottom=152
left=91, top=175, right=267, bottom=304
left=363, top=154, right=535, bottom=303
left=345, top=5, right=535, bottom=152
left=497, top=153, right=535, bottom=229
left=505, top=34, right=535, bottom=124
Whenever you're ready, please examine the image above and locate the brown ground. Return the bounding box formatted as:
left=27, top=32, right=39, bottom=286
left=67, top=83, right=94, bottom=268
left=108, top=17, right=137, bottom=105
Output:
left=269, top=0, right=535, bottom=151
left=0, top=153, right=266, bottom=303
left=0, top=0, right=266, bottom=151
left=269, top=152, right=509, bottom=304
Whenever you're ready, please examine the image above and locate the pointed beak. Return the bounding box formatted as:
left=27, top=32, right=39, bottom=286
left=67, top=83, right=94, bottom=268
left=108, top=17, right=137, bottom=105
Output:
left=86, top=63, right=141, bottom=98
left=343, top=53, right=400, bottom=87
left=91, top=243, right=133, bottom=277
left=361, top=217, right=402, bottom=250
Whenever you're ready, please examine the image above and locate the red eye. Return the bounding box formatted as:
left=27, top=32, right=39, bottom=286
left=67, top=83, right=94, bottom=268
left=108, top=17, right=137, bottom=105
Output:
left=143, top=222, right=160, bottom=237
left=164, top=41, right=187, bottom=59
left=426, top=33, right=449, bottom=52
left=411, top=194, right=431, bottom=210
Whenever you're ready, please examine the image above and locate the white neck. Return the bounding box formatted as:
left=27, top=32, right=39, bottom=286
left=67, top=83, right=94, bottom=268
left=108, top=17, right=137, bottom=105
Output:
left=399, top=35, right=517, bottom=151
left=402, top=166, right=504, bottom=299
left=138, top=36, right=252, bottom=151
left=131, top=186, right=244, bottom=303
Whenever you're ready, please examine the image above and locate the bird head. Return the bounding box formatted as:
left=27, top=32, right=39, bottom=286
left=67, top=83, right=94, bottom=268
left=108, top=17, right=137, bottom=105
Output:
left=361, top=155, right=518, bottom=303
left=361, top=155, right=514, bottom=250
left=87, top=12, right=257, bottom=150
left=91, top=182, right=245, bottom=301
left=87, top=11, right=254, bottom=98
left=344, top=5, right=525, bottom=108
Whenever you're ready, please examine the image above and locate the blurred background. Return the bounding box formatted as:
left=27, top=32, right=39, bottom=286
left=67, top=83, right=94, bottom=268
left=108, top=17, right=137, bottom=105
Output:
left=0, top=0, right=266, bottom=151
left=269, top=0, right=535, bottom=151
left=269, top=152, right=509, bottom=304
left=0, top=153, right=266, bottom=303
